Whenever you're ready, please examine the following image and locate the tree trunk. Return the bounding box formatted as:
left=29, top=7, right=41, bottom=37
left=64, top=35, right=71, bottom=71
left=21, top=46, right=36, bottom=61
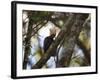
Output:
left=59, top=14, right=89, bottom=67
left=23, top=19, right=33, bottom=69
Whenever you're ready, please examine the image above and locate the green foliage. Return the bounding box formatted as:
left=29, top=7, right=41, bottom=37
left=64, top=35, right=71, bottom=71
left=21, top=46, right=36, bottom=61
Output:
left=79, top=29, right=90, bottom=50
left=25, top=10, right=69, bottom=28
left=28, top=11, right=52, bottom=23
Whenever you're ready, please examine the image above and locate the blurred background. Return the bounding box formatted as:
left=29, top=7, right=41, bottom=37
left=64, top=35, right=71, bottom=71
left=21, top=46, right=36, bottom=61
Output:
left=22, top=11, right=91, bottom=69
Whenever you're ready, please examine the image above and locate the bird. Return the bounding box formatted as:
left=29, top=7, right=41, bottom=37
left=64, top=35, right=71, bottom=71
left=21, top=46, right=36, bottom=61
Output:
left=43, top=34, right=56, bottom=56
